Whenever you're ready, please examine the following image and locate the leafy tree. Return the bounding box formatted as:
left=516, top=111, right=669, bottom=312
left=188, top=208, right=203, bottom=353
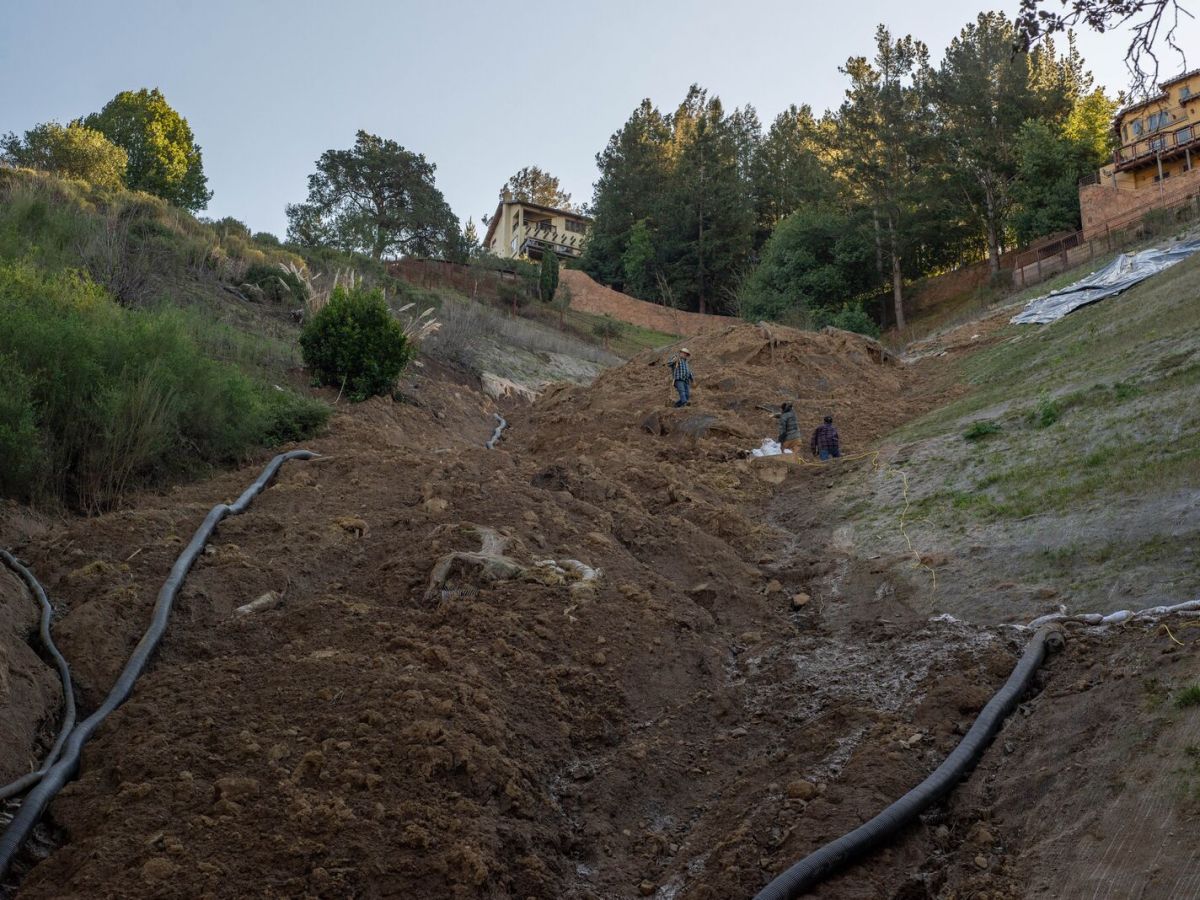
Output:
left=0, top=121, right=128, bottom=189
left=538, top=250, right=559, bottom=302
left=501, top=165, right=575, bottom=210
left=286, top=131, right=459, bottom=261
left=621, top=219, right=657, bottom=300
left=591, top=315, right=622, bottom=350
left=299, top=283, right=413, bottom=400
left=84, top=88, right=211, bottom=210
left=1010, top=120, right=1092, bottom=243
left=740, top=205, right=873, bottom=322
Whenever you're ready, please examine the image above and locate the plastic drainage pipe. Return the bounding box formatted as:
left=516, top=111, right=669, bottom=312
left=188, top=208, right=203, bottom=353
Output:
left=0, top=551, right=77, bottom=802
left=753, top=626, right=1063, bottom=900
left=486, top=413, right=507, bottom=449
left=0, top=449, right=316, bottom=878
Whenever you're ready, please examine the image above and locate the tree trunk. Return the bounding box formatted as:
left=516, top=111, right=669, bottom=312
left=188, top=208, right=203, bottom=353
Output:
left=983, top=180, right=1000, bottom=275
left=872, top=209, right=885, bottom=282
left=888, top=219, right=905, bottom=331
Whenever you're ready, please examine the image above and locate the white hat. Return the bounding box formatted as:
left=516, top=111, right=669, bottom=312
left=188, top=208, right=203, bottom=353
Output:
left=680, top=347, right=691, bottom=355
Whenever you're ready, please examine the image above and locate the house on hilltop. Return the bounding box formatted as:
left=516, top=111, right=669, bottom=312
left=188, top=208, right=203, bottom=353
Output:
left=483, top=190, right=592, bottom=261
left=1080, top=67, right=1200, bottom=239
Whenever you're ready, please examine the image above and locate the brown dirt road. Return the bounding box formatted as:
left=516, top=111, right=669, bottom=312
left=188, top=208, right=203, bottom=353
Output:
left=2, top=323, right=1197, bottom=898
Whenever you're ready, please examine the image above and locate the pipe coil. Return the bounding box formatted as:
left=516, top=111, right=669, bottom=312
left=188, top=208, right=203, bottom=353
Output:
left=753, top=626, right=1061, bottom=900
left=0, top=552, right=77, bottom=802
left=0, top=450, right=316, bottom=877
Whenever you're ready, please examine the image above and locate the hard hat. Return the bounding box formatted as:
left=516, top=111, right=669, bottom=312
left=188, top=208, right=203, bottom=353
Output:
left=680, top=347, right=691, bottom=355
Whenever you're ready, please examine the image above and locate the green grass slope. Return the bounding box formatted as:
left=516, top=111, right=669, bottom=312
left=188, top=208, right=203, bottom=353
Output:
left=839, top=247, right=1200, bottom=622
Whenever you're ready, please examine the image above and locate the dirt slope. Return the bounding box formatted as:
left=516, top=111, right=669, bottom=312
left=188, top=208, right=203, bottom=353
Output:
left=559, top=271, right=735, bottom=337
left=2, top=320, right=1194, bottom=899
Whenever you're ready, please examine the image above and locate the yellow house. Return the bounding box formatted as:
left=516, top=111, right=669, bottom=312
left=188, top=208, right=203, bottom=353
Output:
left=1080, top=66, right=1200, bottom=239
left=482, top=191, right=592, bottom=261
left=1107, top=67, right=1200, bottom=188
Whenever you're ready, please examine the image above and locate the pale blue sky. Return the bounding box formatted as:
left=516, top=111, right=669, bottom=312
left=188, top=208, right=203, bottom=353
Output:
left=3, top=1, right=1195, bottom=238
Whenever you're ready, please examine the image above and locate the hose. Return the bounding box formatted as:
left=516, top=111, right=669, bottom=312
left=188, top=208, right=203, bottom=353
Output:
left=485, top=412, right=507, bottom=449
left=0, top=552, right=77, bottom=802
left=753, top=626, right=1063, bottom=900
left=0, top=449, right=316, bottom=878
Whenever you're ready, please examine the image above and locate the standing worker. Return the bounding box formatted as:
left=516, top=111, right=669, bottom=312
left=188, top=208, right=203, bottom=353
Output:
left=668, top=348, right=694, bottom=408
left=810, top=415, right=841, bottom=461
left=778, top=402, right=802, bottom=454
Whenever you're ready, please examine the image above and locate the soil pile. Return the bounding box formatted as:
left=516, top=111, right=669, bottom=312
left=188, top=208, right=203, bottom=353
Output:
left=1, top=321, right=1167, bottom=899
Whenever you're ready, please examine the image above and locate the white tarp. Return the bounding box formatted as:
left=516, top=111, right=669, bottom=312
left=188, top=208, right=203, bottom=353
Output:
left=750, top=438, right=791, bottom=458
left=1012, top=239, right=1200, bottom=325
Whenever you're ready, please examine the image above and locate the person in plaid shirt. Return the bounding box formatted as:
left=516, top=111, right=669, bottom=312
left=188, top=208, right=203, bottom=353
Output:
left=669, top=348, right=693, bottom=407
left=810, top=415, right=840, bottom=460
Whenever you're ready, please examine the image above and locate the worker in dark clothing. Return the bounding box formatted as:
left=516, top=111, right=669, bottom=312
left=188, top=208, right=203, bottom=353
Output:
left=811, top=415, right=840, bottom=461
left=778, top=402, right=802, bottom=454
left=668, top=348, right=693, bottom=407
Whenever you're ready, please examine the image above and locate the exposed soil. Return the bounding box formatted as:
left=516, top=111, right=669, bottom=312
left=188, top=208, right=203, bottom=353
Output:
left=0, top=322, right=1192, bottom=898
left=557, top=270, right=734, bottom=337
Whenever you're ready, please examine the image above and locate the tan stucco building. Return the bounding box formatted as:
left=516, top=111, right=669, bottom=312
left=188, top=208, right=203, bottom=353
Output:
left=482, top=192, right=592, bottom=261
left=1080, top=67, right=1200, bottom=238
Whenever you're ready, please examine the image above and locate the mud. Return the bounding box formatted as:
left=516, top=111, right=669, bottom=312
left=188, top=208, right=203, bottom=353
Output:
left=0, top=322, right=1184, bottom=899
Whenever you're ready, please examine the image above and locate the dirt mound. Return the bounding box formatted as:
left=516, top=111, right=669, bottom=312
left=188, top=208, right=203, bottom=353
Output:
left=0, top=322, right=1042, bottom=899
left=559, top=270, right=735, bottom=337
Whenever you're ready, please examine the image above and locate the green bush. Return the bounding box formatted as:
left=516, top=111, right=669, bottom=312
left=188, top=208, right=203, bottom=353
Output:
left=0, top=262, right=328, bottom=510
left=300, top=284, right=413, bottom=400
left=814, top=302, right=881, bottom=338
left=1175, top=684, right=1200, bottom=709
left=1031, top=393, right=1060, bottom=428
left=242, top=263, right=308, bottom=304
left=963, top=420, right=1002, bottom=441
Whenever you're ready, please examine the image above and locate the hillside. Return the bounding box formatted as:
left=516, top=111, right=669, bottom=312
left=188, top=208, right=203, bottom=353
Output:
left=2, top=175, right=1200, bottom=899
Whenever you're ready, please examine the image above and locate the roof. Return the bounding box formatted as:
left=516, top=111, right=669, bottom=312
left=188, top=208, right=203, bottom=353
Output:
left=482, top=199, right=593, bottom=248
left=1114, top=68, right=1200, bottom=124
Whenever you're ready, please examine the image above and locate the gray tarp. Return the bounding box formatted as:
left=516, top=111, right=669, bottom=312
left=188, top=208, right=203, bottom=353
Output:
left=1012, top=239, right=1200, bottom=325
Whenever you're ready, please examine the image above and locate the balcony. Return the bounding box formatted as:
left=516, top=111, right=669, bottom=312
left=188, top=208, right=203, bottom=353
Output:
left=516, top=222, right=585, bottom=259
left=1114, top=124, right=1200, bottom=172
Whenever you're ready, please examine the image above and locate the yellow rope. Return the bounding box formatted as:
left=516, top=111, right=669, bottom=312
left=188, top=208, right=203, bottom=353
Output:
left=1162, top=622, right=1185, bottom=646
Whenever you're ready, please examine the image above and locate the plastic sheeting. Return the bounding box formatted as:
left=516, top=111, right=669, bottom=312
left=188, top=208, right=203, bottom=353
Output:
left=750, top=438, right=793, bottom=458
left=1012, top=239, right=1200, bottom=325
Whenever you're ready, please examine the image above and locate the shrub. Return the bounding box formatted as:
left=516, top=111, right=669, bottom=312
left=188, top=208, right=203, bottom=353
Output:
left=300, top=284, right=413, bottom=400
left=815, top=302, right=881, bottom=339
left=539, top=250, right=559, bottom=302
left=242, top=262, right=309, bottom=304
left=1175, top=684, right=1200, bottom=709
left=0, top=262, right=328, bottom=510
left=592, top=315, right=623, bottom=350
left=963, top=420, right=1002, bottom=441
left=1, top=121, right=128, bottom=190
left=1031, top=393, right=1060, bottom=428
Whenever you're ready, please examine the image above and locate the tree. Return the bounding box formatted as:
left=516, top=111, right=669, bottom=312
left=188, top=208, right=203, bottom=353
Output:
left=538, top=250, right=559, bottom=302
left=0, top=121, right=128, bottom=189
left=1016, top=0, right=1188, bottom=88
left=753, top=105, right=838, bottom=242
left=501, top=166, right=575, bottom=210
left=462, top=217, right=481, bottom=257
left=84, top=88, right=211, bottom=210
left=935, top=13, right=1045, bottom=273
left=740, top=205, right=874, bottom=322
left=286, top=131, right=460, bottom=261
left=835, top=28, right=936, bottom=330
left=621, top=219, right=658, bottom=300
left=592, top=315, right=622, bottom=350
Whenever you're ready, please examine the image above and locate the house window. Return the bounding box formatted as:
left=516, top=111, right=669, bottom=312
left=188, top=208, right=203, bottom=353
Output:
left=1133, top=119, right=1144, bottom=136
left=1177, top=126, right=1193, bottom=146
left=564, top=219, right=587, bottom=234
left=1182, top=85, right=1192, bottom=102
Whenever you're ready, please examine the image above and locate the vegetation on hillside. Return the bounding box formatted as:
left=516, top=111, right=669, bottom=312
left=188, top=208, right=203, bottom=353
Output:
left=285, top=131, right=462, bottom=261
left=580, top=11, right=1116, bottom=330
left=0, top=168, right=329, bottom=510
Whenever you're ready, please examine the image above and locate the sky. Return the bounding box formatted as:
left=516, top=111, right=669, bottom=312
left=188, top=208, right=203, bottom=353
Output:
left=3, top=0, right=1197, bottom=238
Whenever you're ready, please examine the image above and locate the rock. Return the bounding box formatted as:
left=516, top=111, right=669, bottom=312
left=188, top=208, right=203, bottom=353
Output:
left=214, top=776, right=260, bottom=802
left=592, top=651, right=607, bottom=666
left=639, top=881, right=656, bottom=896
left=933, top=824, right=950, bottom=845
left=791, top=593, right=811, bottom=609
left=786, top=780, right=817, bottom=800
left=969, top=824, right=995, bottom=846
left=974, top=854, right=989, bottom=870
left=141, top=858, right=176, bottom=882
left=730, top=727, right=748, bottom=738
left=423, top=498, right=449, bottom=514
left=765, top=579, right=784, bottom=594
left=1037, top=586, right=1059, bottom=599
left=235, top=591, right=282, bottom=616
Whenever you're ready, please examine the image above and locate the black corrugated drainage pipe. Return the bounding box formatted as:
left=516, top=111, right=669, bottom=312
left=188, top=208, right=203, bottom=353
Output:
left=0, top=449, right=316, bottom=878
left=0, top=551, right=77, bottom=802
left=753, top=625, right=1064, bottom=900
left=486, top=412, right=507, bottom=449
